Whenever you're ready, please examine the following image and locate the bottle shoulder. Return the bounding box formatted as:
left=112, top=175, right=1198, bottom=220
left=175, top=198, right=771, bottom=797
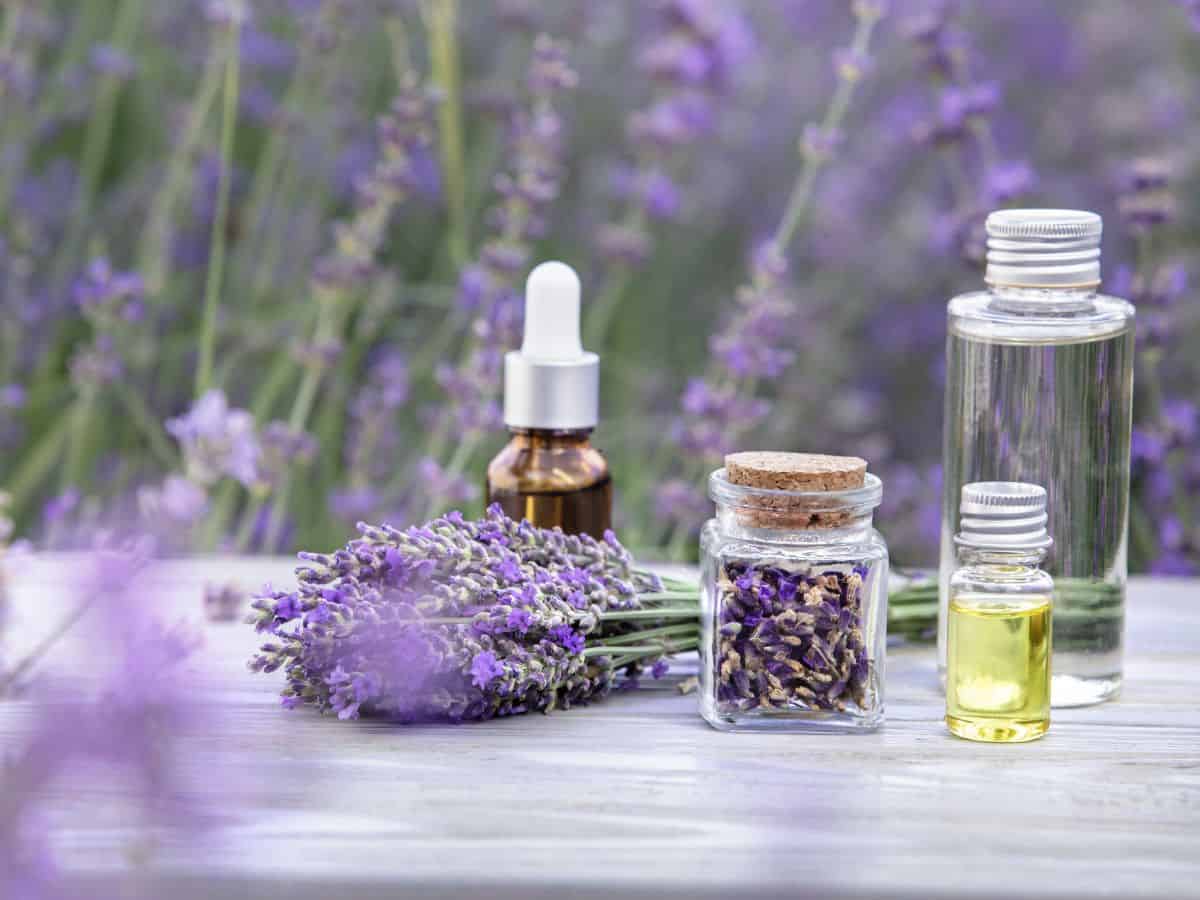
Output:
left=947, top=290, right=1135, bottom=345
left=950, top=563, right=1053, bottom=594
left=486, top=433, right=609, bottom=493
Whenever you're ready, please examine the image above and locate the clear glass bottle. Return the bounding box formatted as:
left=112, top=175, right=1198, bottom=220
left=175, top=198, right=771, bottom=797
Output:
left=486, top=428, right=612, bottom=539
left=946, top=482, right=1053, bottom=743
left=939, top=210, right=1135, bottom=707
left=699, top=464, right=888, bottom=732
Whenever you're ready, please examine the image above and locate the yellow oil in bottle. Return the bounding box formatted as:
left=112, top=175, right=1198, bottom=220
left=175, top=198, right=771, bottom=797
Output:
left=946, top=593, right=1051, bottom=743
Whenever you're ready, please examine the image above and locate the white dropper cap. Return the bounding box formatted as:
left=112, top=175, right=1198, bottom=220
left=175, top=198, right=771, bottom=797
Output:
left=503, top=261, right=599, bottom=430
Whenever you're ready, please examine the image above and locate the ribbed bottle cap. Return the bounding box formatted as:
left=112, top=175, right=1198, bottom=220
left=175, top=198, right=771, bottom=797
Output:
left=985, top=209, right=1102, bottom=289
left=956, top=481, right=1052, bottom=550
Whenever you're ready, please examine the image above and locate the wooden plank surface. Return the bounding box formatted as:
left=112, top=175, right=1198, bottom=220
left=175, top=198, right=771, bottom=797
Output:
left=2, top=557, right=1199, bottom=899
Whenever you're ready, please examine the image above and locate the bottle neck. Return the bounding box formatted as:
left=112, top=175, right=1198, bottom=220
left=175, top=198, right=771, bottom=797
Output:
left=955, top=545, right=1047, bottom=568
left=507, top=427, right=594, bottom=449
left=716, top=504, right=875, bottom=544
left=987, top=283, right=1098, bottom=313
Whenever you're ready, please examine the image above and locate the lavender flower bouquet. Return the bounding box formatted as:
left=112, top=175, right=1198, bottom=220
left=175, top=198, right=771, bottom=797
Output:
left=248, top=505, right=698, bottom=722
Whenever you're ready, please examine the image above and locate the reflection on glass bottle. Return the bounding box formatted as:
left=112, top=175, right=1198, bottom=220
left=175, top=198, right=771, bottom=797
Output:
left=487, top=428, right=612, bottom=539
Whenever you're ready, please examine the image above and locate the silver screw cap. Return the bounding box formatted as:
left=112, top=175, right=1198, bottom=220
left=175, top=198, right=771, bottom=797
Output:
left=985, top=208, right=1102, bottom=289
left=956, top=481, right=1052, bottom=550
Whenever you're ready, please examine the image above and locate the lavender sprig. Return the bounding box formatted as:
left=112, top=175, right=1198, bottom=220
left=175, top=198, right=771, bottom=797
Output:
left=247, top=505, right=696, bottom=722
left=1118, top=158, right=1197, bottom=573
left=656, top=2, right=887, bottom=553
left=418, top=34, right=577, bottom=514
left=585, top=0, right=754, bottom=345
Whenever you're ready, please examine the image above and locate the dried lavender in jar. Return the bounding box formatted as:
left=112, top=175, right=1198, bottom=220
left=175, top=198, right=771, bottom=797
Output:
left=716, top=562, right=871, bottom=713
left=700, top=452, right=888, bottom=732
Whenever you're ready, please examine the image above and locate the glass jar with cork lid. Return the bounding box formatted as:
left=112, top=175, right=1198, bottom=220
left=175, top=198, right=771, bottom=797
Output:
left=699, top=452, right=889, bottom=732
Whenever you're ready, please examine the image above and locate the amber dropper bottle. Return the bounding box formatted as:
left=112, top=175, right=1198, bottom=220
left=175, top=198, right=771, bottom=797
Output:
left=486, top=261, right=612, bottom=539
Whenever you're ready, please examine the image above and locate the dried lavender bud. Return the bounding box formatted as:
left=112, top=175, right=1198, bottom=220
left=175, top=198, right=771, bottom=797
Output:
left=714, top=560, right=873, bottom=715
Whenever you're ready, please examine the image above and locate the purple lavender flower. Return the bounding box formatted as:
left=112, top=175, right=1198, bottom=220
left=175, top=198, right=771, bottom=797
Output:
left=312, top=75, right=435, bottom=296
left=470, top=650, right=505, bottom=688
left=549, top=623, right=586, bottom=654
left=165, top=390, right=261, bottom=488
left=247, top=505, right=670, bottom=722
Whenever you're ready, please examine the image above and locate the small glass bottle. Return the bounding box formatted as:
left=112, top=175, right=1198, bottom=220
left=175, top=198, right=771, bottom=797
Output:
left=486, top=261, right=612, bottom=539
left=486, top=428, right=611, bottom=539
left=946, top=482, right=1053, bottom=743
left=699, top=452, right=888, bottom=733
left=939, top=209, right=1134, bottom=708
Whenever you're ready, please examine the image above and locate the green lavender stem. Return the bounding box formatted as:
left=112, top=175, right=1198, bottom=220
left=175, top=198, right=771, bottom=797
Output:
left=195, top=20, right=243, bottom=398
left=140, top=43, right=226, bottom=293
left=51, top=0, right=144, bottom=295
left=425, top=0, right=469, bottom=266
left=5, top=412, right=73, bottom=519
left=769, top=11, right=878, bottom=258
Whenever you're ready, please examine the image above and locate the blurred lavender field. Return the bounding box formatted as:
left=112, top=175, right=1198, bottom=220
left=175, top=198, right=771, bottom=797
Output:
left=0, top=0, right=1196, bottom=569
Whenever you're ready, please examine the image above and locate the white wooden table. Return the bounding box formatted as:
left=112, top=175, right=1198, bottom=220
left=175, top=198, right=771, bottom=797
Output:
left=2, top=557, right=1198, bottom=899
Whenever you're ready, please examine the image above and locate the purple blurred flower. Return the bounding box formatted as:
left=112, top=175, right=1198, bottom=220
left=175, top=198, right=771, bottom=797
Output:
left=649, top=0, right=755, bottom=89
left=42, top=488, right=81, bottom=525
left=415, top=457, right=478, bottom=506
left=984, top=160, right=1036, bottom=204
left=69, top=335, right=124, bottom=388
left=312, top=75, right=435, bottom=295
left=801, top=123, right=845, bottom=161
left=165, top=390, right=261, bottom=487
left=72, top=258, right=145, bottom=317
left=205, top=0, right=250, bottom=26
left=1, top=541, right=209, bottom=898
left=653, top=478, right=710, bottom=527
left=89, top=44, right=138, bottom=79
left=258, top=421, right=318, bottom=491
left=1117, top=158, right=1175, bottom=233
left=1184, top=0, right=1200, bottom=29
left=834, top=45, right=873, bottom=83
left=1, top=384, right=27, bottom=409
left=138, top=475, right=209, bottom=525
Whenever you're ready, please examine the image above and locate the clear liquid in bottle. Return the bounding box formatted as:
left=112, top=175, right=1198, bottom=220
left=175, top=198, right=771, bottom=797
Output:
left=940, top=295, right=1134, bottom=707
left=939, top=211, right=1135, bottom=708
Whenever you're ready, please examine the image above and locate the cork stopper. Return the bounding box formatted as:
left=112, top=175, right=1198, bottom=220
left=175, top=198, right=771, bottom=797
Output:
left=725, top=452, right=867, bottom=492
left=719, top=452, right=871, bottom=530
